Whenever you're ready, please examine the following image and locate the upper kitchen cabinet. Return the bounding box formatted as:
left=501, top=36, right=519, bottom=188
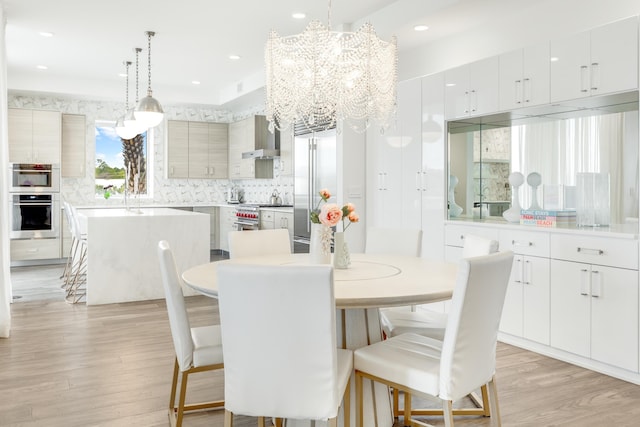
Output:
left=9, top=108, right=61, bottom=164
left=278, top=126, right=293, bottom=177
left=444, top=56, right=500, bottom=120
left=61, top=114, right=86, bottom=178
left=550, top=16, right=638, bottom=103
left=167, top=120, right=189, bottom=178
left=188, top=122, right=228, bottom=179
left=228, top=115, right=276, bottom=179
left=499, top=42, right=550, bottom=110
left=166, top=120, right=228, bottom=179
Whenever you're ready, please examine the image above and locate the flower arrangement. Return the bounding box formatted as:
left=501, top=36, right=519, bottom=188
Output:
left=310, top=189, right=360, bottom=231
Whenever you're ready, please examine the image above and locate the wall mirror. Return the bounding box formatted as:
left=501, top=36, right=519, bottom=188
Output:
left=447, top=91, right=639, bottom=229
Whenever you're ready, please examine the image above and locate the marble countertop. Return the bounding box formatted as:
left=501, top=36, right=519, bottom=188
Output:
left=77, top=207, right=208, bottom=218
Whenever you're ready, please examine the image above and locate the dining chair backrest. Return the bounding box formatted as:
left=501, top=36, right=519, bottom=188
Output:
left=157, top=240, right=194, bottom=372
left=217, top=264, right=340, bottom=420
left=228, top=229, right=291, bottom=259
left=439, top=250, right=514, bottom=402
left=365, top=227, right=422, bottom=257
left=461, top=234, right=499, bottom=258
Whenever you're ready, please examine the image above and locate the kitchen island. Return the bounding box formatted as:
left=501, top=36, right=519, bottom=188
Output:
left=76, top=207, right=209, bottom=305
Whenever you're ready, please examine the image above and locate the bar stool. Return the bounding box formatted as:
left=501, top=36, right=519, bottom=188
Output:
left=64, top=203, right=87, bottom=303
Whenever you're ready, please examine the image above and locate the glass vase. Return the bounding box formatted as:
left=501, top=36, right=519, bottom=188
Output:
left=333, top=231, right=351, bottom=269
left=309, top=223, right=332, bottom=264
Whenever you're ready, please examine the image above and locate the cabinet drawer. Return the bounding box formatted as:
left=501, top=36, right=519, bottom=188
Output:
left=260, top=210, right=275, bottom=221
left=445, top=224, right=499, bottom=248
left=550, top=234, right=638, bottom=269
left=499, top=230, right=549, bottom=257
left=11, top=238, right=61, bottom=261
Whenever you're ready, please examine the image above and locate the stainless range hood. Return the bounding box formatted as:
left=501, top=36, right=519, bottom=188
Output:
left=241, top=115, right=280, bottom=159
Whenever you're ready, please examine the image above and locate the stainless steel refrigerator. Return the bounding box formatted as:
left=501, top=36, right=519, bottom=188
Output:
left=293, top=128, right=337, bottom=253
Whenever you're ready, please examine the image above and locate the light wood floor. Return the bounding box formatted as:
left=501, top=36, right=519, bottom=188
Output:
left=3, top=296, right=640, bottom=427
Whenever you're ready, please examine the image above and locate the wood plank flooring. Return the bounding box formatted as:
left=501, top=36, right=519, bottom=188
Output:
left=2, top=296, right=640, bottom=426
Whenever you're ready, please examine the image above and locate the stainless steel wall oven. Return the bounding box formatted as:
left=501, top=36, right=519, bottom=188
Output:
left=9, top=193, right=60, bottom=239
left=9, top=163, right=60, bottom=193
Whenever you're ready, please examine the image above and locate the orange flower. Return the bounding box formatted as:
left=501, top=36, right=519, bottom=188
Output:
left=319, top=189, right=331, bottom=201
left=345, top=202, right=355, bottom=213
left=348, top=212, right=359, bottom=223
left=319, top=203, right=343, bottom=227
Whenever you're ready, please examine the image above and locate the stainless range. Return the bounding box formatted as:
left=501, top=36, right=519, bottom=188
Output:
left=234, top=204, right=260, bottom=230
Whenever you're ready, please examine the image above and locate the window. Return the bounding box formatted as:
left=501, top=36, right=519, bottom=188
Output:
left=95, top=121, right=148, bottom=199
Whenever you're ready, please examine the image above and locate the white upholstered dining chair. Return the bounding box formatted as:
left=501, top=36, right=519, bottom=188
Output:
left=227, top=228, right=291, bottom=259
left=157, top=241, right=224, bottom=427
left=354, top=250, right=514, bottom=427
left=364, top=227, right=423, bottom=257
left=216, top=264, right=352, bottom=427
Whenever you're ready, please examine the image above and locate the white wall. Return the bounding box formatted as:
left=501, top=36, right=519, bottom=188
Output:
left=399, top=0, right=640, bottom=81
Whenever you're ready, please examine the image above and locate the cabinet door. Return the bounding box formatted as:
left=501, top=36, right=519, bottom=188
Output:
left=218, top=207, right=236, bottom=252
left=208, top=123, right=228, bottom=178
left=470, top=57, right=500, bottom=116
left=522, top=42, right=550, bottom=107
left=400, top=78, right=423, bottom=228
left=188, top=122, right=209, bottom=179
left=32, top=110, right=61, bottom=163
left=499, top=49, right=524, bottom=111
left=590, top=265, right=638, bottom=372
left=228, top=120, right=243, bottom=179
left=590, top=16, right=638, bottom=96
left=500, top=255, right=525, bottom=336
left=167, top=120, right=189, bottom=178
left=522, top=255, right=550, bottom=344
left=279, top=127, right=294, bottom=177
left=444, top=65, right=469, bottom=119
left=550, top=259, right=590, bottom=357
left=420, top=72, right=446, bottom=260
left=550, top=30, right=590, bottom=102
left=61, top=114, right=86, bottom=177
left=8, top=109, right=33, bottom=162
left=275, top=211, right=294, bottom=250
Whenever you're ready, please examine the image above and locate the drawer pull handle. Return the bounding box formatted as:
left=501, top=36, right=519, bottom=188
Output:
left=512, top=240, right=533, bottom=247
left=577, top=247, right=604, bottom=255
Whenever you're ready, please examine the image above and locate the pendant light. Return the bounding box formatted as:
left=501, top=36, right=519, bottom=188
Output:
left=124, top=47, right=146, bottom=135
left=115, top=61, right=139, bottom=140
left=134, top=31, right=164, bottom=128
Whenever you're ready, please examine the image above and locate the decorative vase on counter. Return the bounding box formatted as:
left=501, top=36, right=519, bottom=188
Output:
left=309, top=223, right=332, bottom=264
left=502, top=171, right=524, bottom=223
left=448, top=174, right=463, bottom=218
left=333, top=231, right=351, bottom=269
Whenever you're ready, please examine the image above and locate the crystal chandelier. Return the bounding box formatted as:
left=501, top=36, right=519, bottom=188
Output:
left=265, top=2, right=397, bottom=133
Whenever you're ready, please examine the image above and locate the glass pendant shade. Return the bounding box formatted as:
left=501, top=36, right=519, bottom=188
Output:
left=265, top=20, right=397, bottom=133
left=124, top=107, right=147, bottom=135
left=115, top=116, right=139, bottom=140
left=135, top=91, right=164, bottom=128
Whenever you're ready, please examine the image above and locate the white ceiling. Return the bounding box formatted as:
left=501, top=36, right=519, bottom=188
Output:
left=4, top=0, right=502, bottom=110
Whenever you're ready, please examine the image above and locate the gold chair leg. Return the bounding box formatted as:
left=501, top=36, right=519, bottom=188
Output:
left=403, top=392, right=412, bottom=427
left=356, top=372, right=364, bottom=427
left=344, top=376, right=351, bottom=427
left=257, top=416, right=266, bottom=427
left=169, top=358, right=179, bottom=413
left=393, top=388, right=400, bottom=418
left=176, top=371, right=189, bottom=427
left=224, top=409, right=233, bottom=427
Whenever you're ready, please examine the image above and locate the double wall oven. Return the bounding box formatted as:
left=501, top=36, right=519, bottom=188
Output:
left=9, top=163, right=61, bottom=239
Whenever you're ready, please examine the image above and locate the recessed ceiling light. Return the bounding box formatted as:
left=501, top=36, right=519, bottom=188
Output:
left=229, top=54, right=241, bottom=60
left=36, top=65, right=48, bottom=70
left=192, top=80, right=201, bottom=85
left=550, top=56, right=559, bottom=62
left=118, top=73, right=127, bottom=78
left=414, top=25, right=429, bottom=32
left=445, top=83, right=456, bottom=87
left=39, top=31, right=54, bottom=37
left=292, top=12, right=306, bottom=19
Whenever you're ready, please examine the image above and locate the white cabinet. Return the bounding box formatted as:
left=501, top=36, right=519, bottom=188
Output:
left=499, top=231, right=550, bottom=345
left=218, top=206, right=237, bottom=252
left=499, top=43, right=550, bottom=110
left=278, top=127, right=293, bottom=177
left=444, top=223, right=499, bottom=262
left=61, top=114, right=86, bottom=177
left=550, top=17, right=638, bottom=103
left=444, top=57, right=500, bottom=119
left=228, top=115, right=274, bottom=179
left=550, top=260, right=638, bottom=372
left=9, top=109, right=61, bottom=164
left=167, top=120, right=228, bottom=179
left=549, top=234, right=638, bottom=372
left=367, top=73, right=446, bottom=261
left=10, top=238, right=61, bottom=261
left=259, top=208, right=294, bottom=250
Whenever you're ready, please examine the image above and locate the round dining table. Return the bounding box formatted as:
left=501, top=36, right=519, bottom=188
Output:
left=182, top=252, right=458, bottom=427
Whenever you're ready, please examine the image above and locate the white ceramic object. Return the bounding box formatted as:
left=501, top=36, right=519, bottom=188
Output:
left=333, top=231, right=351, bottom=269
left=527, top=172, right=542, bottom=210
left=448, top=175, right=463, bottom=217
left=502, top=172, right=524, bottom=223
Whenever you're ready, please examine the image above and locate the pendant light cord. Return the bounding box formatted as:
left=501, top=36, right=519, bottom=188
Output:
left=134, top=48, right=141, bottom=103
left=146, top=31, right=155, bottom=94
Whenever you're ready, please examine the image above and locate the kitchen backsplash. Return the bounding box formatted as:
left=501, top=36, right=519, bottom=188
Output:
left=8, top=92, right=293, bottom=207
